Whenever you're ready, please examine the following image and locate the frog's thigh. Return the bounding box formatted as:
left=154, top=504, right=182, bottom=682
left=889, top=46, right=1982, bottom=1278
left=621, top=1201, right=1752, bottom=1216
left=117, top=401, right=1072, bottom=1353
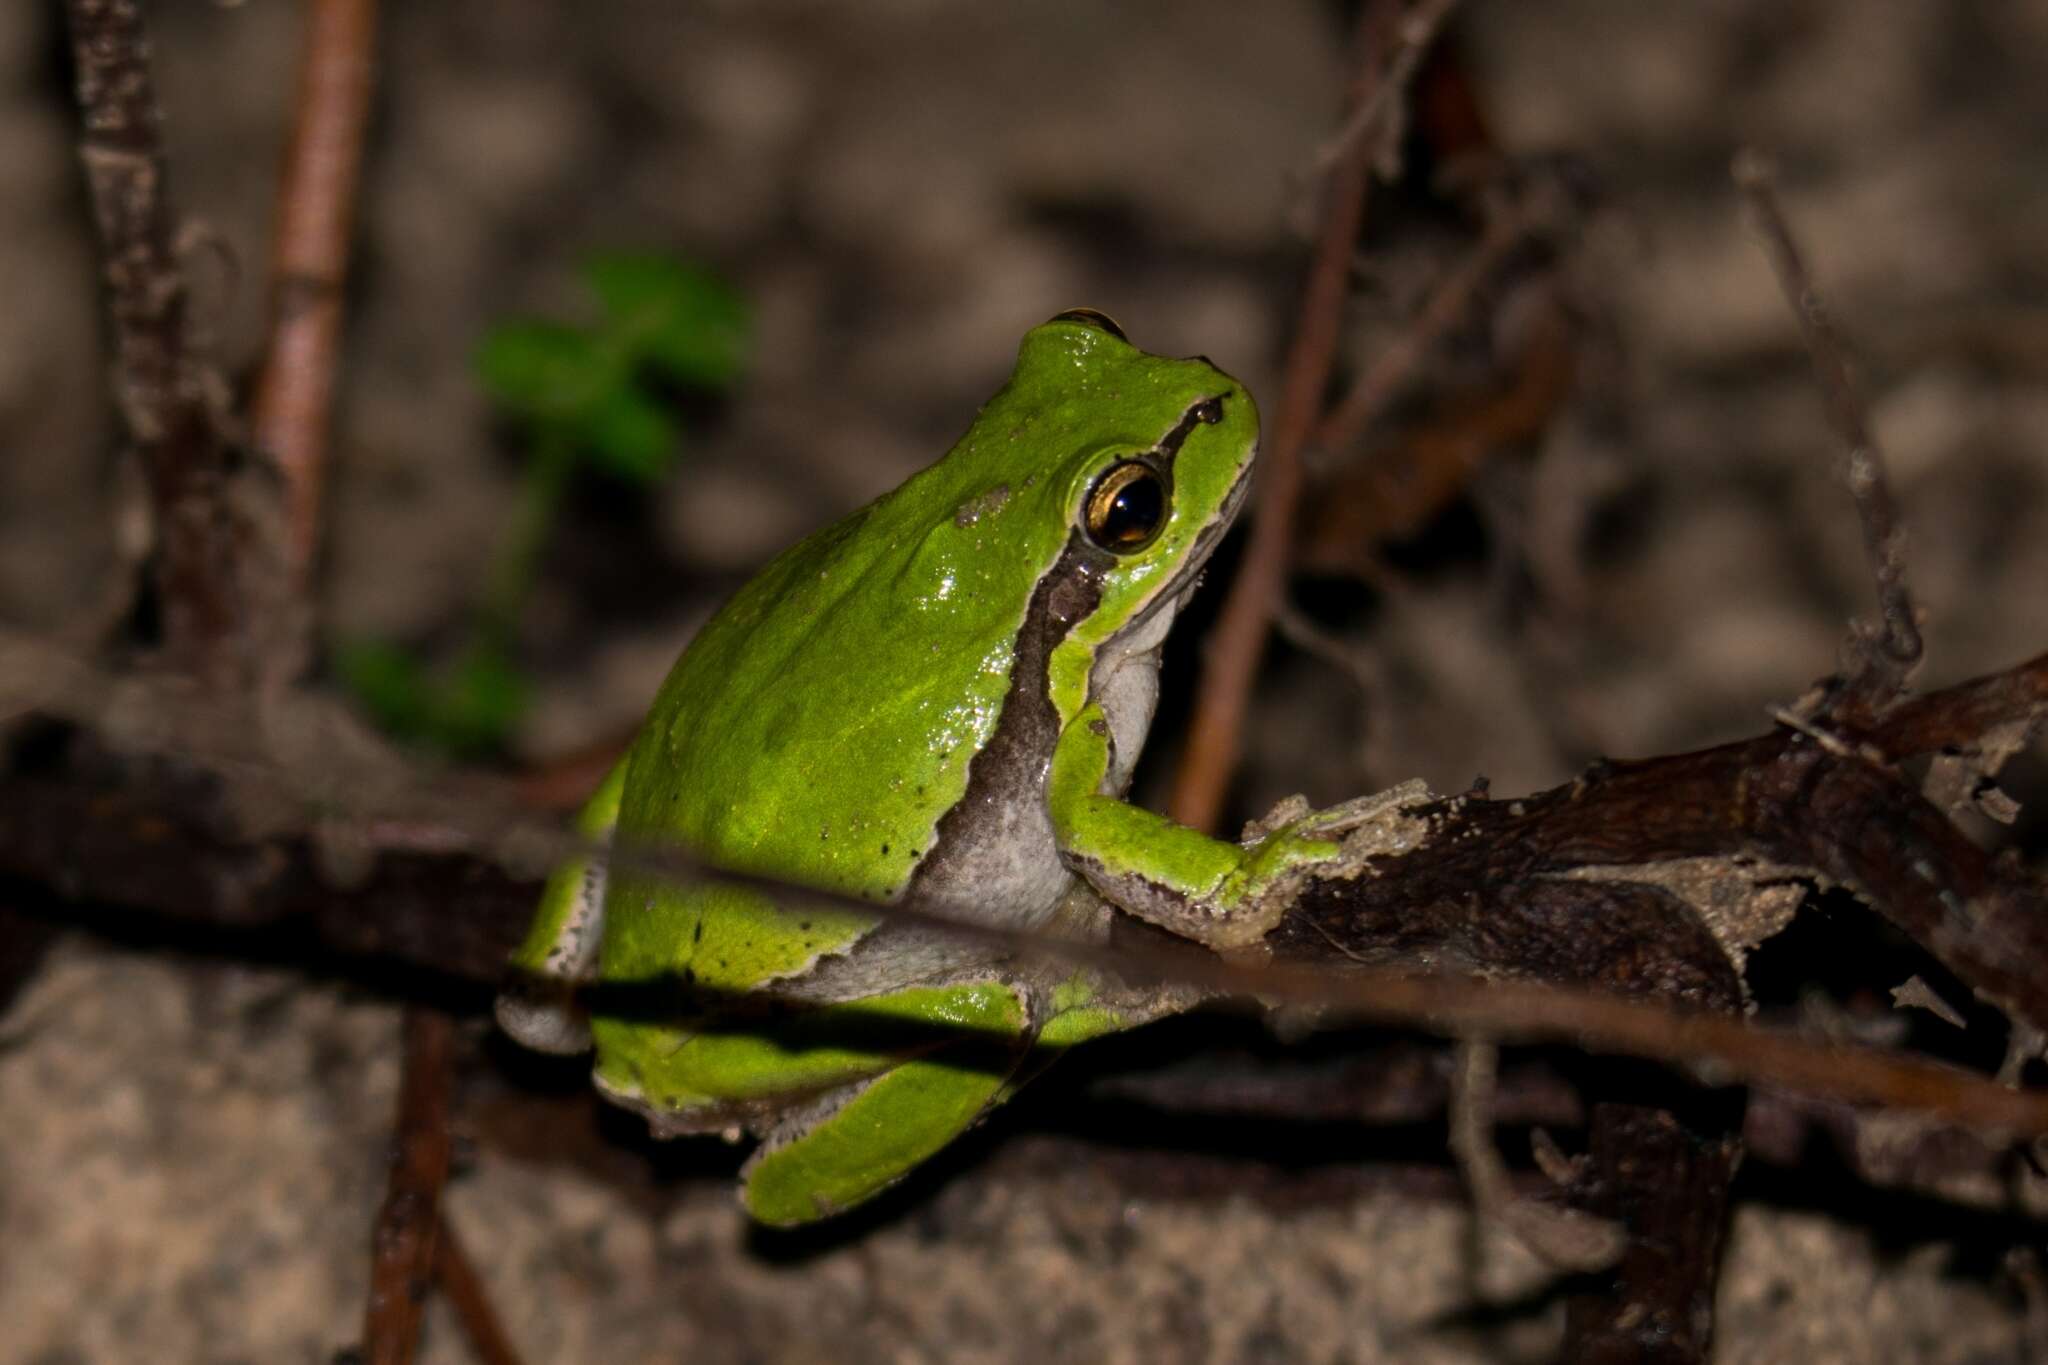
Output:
left=741, top=1042, right=1023, bottom=1226
left=601, top=977, right=1030, bottom=1112
left=741, top=1022, right=1028, bottom=1226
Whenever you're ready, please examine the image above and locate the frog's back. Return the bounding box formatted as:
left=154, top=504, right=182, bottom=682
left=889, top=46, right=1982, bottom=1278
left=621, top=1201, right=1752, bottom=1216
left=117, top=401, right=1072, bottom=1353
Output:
left=596, top=432, right=1068, bottom=987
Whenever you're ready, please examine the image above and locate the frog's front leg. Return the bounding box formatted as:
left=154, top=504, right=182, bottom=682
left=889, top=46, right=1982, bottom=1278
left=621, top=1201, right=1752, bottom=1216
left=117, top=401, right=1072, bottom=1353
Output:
left=1049, top=700, right=1418, bottom=951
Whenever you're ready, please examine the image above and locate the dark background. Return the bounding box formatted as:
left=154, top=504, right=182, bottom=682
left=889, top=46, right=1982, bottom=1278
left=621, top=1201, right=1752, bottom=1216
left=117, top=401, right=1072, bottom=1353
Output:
left=3, top=2, right=2045, bottom=1360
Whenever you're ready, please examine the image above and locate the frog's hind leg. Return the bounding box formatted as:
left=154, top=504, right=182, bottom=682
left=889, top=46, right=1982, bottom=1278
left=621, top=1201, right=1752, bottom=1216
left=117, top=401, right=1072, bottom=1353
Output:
left=737, top=967, right=1192, bottom=1224
left=739, top=1037, right=1027, bottom=1226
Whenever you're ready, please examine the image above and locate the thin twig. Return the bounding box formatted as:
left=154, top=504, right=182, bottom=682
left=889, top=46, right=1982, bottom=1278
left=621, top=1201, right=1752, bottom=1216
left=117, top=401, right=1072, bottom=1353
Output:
left=1310, top=194, right=1529, bottom=462
left=1104, top=1046, right=2037, bottom=1217
left=1310, top=0, right=1463, bottom=178
left=1733, top=150, right=1923, bottom=701
left=435, top=1213, right=528, bottom=1365
left=1293, top=286, right=1580, bottom=577
left=250, top=0, right=381, bottom=590
left=1274, top=599, right=1380, bottom=698
left=62, top=0, right=244, bottom=683
left=1168, top=1, right=1404, bottom=831
left=362, top=1008, right=455, bottom=1365
left=1448, top=1039, right=1626, bottom=1272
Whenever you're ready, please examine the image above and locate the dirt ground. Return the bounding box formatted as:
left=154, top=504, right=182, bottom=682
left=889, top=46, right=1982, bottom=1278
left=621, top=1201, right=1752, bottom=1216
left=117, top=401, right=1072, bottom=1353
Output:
left=4, top=1, right=2048, bottom=1361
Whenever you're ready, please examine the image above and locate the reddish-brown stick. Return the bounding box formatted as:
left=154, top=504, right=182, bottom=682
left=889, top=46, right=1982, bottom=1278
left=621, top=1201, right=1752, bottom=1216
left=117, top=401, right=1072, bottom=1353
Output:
left=250, top=0, right=381, bottom=590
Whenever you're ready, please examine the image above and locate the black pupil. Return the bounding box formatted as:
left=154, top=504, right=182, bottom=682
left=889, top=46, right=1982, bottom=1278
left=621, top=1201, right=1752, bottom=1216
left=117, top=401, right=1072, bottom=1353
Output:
left=1100, top=471, right=1164, bottom=546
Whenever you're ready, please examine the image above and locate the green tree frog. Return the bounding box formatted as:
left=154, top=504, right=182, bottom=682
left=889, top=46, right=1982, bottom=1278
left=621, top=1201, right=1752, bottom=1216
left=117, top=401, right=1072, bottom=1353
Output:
left=498, top=310, right=1364, bottom=1224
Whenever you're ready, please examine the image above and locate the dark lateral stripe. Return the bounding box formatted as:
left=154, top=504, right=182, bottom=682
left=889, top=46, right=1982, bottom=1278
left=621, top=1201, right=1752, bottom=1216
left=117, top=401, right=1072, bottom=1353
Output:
left=1152, top=392, right=1230, bottom=465
left=907, top=532, right=1110, bottom=904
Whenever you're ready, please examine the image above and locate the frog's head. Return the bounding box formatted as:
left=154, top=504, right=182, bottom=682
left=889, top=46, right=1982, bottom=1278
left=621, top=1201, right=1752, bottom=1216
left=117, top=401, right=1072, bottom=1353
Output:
left=1010, top=309, right=1261, bottom=662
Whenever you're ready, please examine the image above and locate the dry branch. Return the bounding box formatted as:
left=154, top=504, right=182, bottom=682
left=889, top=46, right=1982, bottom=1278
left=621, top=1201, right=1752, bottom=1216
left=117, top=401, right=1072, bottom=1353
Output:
left=362, top=1008, right=455, bottom=1365
left=1308, top=188, right=1531, bottom=464
left=433, top=1215, right=528, bottom=1365
left=251, top=0, right=380, bottom=589
left=62, top=0, right=257, bottom=684
left=3, top=642, right=2045, bottom=1133
left=1735, top=151, right=1923, bottom=707
left=1168, top=0, right=1403, bottom=831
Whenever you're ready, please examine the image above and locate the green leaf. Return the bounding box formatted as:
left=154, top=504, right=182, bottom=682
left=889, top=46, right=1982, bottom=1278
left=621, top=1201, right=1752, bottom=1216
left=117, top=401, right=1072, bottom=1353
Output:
left=334, top=637, right=435, bottom=733
left=475, top=320, right=612, bottom=421
left=582, top=387, right=679, bottom=482
left=438, top=647, right=529, bottom=756
left=584, top=253, right=748, bottom=388
left=335, top=637, right=528, bottom=758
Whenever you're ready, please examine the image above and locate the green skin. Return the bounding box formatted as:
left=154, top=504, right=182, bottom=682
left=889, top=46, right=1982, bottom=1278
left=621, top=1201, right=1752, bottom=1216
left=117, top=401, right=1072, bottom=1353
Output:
left=498, top=312, right=1354, bottom=1225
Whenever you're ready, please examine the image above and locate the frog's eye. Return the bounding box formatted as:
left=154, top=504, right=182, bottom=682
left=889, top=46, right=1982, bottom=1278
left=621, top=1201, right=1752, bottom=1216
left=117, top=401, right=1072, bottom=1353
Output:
left=1048, top=308, right=1128, bottom=342
left=1083, top=460, right=1169, bottom=553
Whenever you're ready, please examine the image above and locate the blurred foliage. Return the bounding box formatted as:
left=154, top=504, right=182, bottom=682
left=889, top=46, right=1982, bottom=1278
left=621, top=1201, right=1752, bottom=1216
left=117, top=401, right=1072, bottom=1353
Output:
left=475, top=253, right=749, bottom=481
left=335, top=638, right=529, bottom=759
left=339, top=252, right=749, bottom=758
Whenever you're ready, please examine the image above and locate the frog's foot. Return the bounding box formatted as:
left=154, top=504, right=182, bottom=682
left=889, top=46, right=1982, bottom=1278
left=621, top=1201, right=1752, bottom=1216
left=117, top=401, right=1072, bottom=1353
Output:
left=1075, top=781, right=1439, bottom=954
left=1240, top=779, right=1436, bottom=847
left=740, top=1041, right=1023, bottom=1226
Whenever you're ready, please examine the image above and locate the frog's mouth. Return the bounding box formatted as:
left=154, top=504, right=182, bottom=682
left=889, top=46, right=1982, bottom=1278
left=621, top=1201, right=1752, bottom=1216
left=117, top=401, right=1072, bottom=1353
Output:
left=1179, top=455, right=1253, bottom=585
